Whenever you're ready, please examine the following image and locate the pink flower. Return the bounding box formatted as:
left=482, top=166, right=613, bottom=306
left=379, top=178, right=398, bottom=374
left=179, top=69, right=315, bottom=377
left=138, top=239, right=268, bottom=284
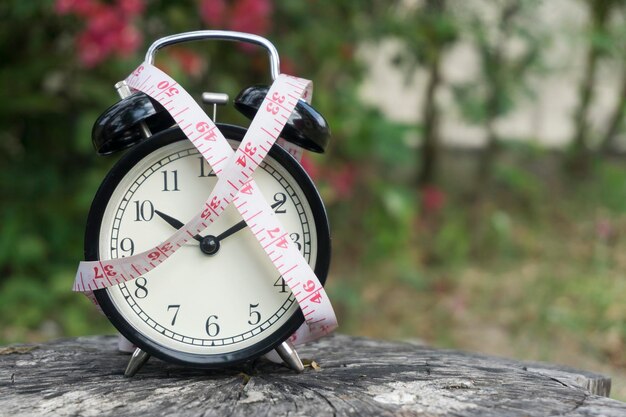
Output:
left=56, top=0, right=144, bottom=67
left=85, top=5, right=119, bottom=34
left=596, top=218, right=616, bottom=243
left=280, top=56, right=298, bottom=75
left=199, top=0, right=273, bottom=35
left=116, top=24, right=143, bottom=56
left=54, top=0, right=76, bottom=14
left=200, top=0, right=227, bottom=27
left=168, top=48, right=205, bottom=77
left=117, top=0, right=145, bottom=16
left=328, top=164, right=357, bottom=199
left=77, top=31, right=107, bottom=67
left=230, top=0, right=272, bottom=34
left=54, top=0, right=95, bottom=15
left=420, top=185, right=446, bottom=215
left=300, top=154, right=319, bottom=180
left=54, top=0, right=103, bottom=17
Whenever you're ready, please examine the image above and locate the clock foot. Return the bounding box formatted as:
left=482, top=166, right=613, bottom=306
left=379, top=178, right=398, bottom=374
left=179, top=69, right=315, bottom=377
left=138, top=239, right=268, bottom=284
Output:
left=275, top=341, right=304, bottom=373
left=124, top=348, right=151, bottom=377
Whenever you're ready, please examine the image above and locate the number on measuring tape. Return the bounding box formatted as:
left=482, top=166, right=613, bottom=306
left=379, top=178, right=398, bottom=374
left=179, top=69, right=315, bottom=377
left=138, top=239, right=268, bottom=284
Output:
left=272, top=92, right=285, bottom=103
left=266, top=102, right=280, bottom=115
left=94, top=264, right=116, bottom=279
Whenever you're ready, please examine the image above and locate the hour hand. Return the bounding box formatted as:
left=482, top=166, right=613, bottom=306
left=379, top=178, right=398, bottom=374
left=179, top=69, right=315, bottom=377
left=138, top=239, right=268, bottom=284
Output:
left=154, top=210, right=203, bottom=242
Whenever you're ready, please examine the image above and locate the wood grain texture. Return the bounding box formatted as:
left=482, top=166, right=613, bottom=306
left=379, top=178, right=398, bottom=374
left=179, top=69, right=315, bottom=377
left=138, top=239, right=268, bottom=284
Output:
left=1, top=334, right=625, bottom=416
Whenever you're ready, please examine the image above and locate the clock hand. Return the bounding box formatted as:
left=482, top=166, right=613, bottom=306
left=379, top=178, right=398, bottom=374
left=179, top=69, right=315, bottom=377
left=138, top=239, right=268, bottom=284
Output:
left=201, top=200, right=285, bottom=255
left=215, top=220, right=248, bottom=241
left=154, top=210, right=203, bottom=242
left=215, top=200, right=284, bottom=243
left=155, top=200, right=285, bottom=255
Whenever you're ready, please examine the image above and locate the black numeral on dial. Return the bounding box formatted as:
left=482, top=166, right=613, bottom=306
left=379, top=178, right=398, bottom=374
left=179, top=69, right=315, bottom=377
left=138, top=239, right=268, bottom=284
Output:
left=205, top=315, right=220, bottom=336
left=274, top=276, right=288, bottom=293
left=134, top=277, right=148, bottom=299
left=119, top=237, right=135, bottom=256
left=133, top=200, right=154, bottom=222
left=167, top=304, right=180, bottom=326
left=248, top=303, right=261, bottom=325
left=290, top=233, right=301, bottom=251
left=198, top=157, right=216, bottom=178
left=161, top=170, right=180, bottom=191
left=273, top=192, right=287, bottom=213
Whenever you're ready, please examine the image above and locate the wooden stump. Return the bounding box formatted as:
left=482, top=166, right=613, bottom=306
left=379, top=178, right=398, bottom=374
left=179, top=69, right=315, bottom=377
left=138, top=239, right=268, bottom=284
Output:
left=1, top=334, right=625, bottom=416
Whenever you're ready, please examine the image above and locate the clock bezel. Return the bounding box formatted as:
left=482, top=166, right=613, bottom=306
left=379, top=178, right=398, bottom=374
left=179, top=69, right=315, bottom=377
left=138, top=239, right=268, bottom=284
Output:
left=86, top=124, right=331, bottom=368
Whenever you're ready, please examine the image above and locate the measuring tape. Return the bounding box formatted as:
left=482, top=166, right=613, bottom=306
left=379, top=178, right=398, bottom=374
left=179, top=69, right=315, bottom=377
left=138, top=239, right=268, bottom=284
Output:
left=73, top=63, right=337, bottom=344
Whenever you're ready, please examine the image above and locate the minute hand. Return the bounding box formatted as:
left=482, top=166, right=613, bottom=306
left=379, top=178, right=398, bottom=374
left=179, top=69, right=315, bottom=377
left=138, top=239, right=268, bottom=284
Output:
left=216, top=200, right=284, bottom=243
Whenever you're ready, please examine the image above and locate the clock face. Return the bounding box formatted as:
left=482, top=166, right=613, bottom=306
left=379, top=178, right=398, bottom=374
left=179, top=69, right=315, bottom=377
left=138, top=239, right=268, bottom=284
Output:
left=89, top=126, right=330, bottom=366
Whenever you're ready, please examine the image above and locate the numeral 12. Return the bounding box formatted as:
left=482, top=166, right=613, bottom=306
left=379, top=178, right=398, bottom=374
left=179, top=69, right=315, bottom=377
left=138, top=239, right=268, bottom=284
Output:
left=198, top=157, right=216, bottom=178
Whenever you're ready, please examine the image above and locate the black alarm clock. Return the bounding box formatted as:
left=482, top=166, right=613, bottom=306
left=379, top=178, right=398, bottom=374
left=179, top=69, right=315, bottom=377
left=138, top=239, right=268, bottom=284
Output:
left=83, top=31, right=332, bottom=376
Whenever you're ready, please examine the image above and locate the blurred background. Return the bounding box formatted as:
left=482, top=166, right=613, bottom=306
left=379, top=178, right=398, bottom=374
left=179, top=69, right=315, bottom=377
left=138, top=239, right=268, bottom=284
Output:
left=1, top=0, right=626, bottom=400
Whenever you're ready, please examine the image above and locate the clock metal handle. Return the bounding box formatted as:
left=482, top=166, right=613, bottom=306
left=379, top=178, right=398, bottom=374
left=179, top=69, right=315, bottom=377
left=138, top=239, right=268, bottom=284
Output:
left=145, top=30, right=281, bottom=80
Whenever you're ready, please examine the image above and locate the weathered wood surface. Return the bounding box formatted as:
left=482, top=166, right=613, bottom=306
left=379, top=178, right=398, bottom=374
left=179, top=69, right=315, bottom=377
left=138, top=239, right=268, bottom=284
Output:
left=1, top=334, right=625, bottom=416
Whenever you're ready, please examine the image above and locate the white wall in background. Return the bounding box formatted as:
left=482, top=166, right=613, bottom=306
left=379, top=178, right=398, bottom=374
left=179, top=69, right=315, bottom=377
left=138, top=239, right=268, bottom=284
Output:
left=359, top=0, right=624, bottom=149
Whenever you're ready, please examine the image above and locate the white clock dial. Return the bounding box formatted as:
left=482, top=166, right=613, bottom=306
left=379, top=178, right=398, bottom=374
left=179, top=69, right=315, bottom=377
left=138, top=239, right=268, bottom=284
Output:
left=90, top=128, right=328, bottom=363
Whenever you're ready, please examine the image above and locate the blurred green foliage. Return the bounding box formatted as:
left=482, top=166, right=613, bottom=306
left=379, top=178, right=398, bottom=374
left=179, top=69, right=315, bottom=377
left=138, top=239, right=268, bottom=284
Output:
left=1, top=0, right=626, bottom=400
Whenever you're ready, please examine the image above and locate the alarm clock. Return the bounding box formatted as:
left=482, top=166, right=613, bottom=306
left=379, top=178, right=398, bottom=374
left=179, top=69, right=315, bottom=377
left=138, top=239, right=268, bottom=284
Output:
left=82, top=31, right=332, bottom=376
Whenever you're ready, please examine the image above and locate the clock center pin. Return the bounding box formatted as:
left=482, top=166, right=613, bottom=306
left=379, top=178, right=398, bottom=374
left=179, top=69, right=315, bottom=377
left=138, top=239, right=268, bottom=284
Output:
left=200, top=235, right=220, bottom=255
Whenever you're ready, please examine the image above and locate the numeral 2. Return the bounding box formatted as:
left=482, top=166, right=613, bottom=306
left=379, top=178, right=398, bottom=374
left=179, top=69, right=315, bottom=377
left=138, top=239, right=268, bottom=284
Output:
left=273, top=192, right=287, bottom=213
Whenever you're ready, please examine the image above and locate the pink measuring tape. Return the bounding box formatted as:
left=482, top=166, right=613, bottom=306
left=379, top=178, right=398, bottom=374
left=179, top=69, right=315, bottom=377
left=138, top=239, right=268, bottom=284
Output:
left=73, top=60, right=337, bottom=345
